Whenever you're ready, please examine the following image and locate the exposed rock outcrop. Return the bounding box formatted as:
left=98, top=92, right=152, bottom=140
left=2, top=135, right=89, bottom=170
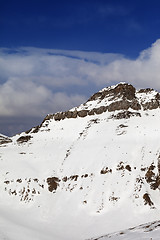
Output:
left=17, top=135, right=32, bottom=143
left=25, top=83, right=160, bottom=133
left=47, top=177, right=61, bottom=192
left=88, top=83, right=136, bottom=102
left=111, top=111, right=141, bottom=119
left=0, top=135, right=12, bottom=145
left=49, top=83, right=159, bottom=122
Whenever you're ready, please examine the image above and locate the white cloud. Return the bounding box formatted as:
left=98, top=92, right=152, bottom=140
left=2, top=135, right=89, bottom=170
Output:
left=0, top=77, right=86, bottom=117
left=1, top=40, right=160, bottom=120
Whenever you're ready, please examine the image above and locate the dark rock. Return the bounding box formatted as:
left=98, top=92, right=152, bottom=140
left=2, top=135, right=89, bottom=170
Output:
left=25, top=128, right=32, bottom=134
left=32, top=126, right=40, bottom=133
left=113, top=83, right=136, bottom=100
left=24, top=83, right=160, bottom=128
left=138, top=88, right=153, bottom=93
left=26, top=114, right=54, bottom=134
left=17, top=179, right=22, bottom=183
left=77, top=110, right=88, bottom=117
left=42, top=114, right=54, bottom=123
left=130, top=99, right=141, bottom=110
left=84, top=174, right=88, bottom=178
left=17, top=135, right=32, bottom=143
left=62, top=176, right=68, bottom=182
left=54, top=112, right=65, bottom=121
left=155, top=93, right=160, bottom=100
left=108, top=100, right=130, bottom=112
left=143, top=193, right=154, bottom=206
left=94, top=106, right=107, bottom=114
left=0, top=137, right=12, bottom=145
left=65, top=110, right=78, bottom=119
left=88, top=109, right=96, bottom=115
left=65, top=111, right=73, bottom=118
left=118, top=124, right=128, bottom=128
left=112, top=111, right=141, bottom=119
left=145, top=163, right=160, bottom=190
left=125, top=165, right=131, bottom=171
left=87, top=92, right=102, bottom=102
left=81, top=174, right=88, bottom=178
left=4, top=180, right=10, bottom=184
left=70, top=175, right=79, bottom=181
left=100, top=167, right=112, bottom=174
left=47, top=177, right=60, bottom=192
left=72, top=110, right=78, bottom=118
left=142, top=100, right=159, bottom=110
left=87, top=83, right=136, bottom=102
left=116, top=162, right=124, bottom=171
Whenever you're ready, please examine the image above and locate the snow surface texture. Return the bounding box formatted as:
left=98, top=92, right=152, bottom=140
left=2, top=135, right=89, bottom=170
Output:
left=0, top=83, right=160, bottom=239
left=89, top=220, right=160, bottom=239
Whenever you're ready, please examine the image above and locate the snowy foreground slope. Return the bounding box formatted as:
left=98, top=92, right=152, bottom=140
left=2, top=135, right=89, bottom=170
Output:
left=1, top=83, right=160, bottom=239
left=89, top=220, right=160, bottom=240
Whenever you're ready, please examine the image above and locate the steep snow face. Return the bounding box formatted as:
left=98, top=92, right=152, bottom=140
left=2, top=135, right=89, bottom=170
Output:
left=0, top=83, right=160, bottom=240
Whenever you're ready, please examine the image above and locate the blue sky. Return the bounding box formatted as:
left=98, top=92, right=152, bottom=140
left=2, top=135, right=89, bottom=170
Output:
left=1, top=0, right=160, bottom=136
left=1, top=0, right=160, bottom=57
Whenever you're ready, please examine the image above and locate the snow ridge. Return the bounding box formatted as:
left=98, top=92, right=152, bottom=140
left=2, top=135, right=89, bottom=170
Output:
left=33, top=83, right=160, bottom=126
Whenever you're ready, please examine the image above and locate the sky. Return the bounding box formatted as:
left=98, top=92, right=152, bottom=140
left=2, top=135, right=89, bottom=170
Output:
left=1, top=0, right=160, bottom=136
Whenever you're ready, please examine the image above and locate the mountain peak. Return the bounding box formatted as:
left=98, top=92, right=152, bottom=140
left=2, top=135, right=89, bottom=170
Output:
left=93, top=82, right=136, bottom=101
left=23, top=83, right=160, bottom=135
left=43, top=83, right=160, bottom=123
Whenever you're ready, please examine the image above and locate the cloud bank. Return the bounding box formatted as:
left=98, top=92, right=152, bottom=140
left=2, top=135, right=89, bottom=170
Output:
left=1, top=40, right=160, bottom=135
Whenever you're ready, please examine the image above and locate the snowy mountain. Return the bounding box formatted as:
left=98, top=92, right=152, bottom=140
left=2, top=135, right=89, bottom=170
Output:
left=0, top=82, right=160, bottom=240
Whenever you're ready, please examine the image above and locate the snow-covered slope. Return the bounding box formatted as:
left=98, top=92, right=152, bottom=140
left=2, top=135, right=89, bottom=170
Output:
left=89, top=220, right=160, bottom=240
left=0, top=83, right=160, bottom=240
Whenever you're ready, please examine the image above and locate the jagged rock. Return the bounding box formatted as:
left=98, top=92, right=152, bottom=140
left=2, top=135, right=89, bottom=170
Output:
left=77, top=110, right=88, bottom=117
left=112, top=111, right=141, bottom=119
left=138, top=88, right=154, bottom=93
left=87, top=92, right=102, bottom=102
left=54, top=112, right=65, bottom=121
left=47, top=177, right=61, bottom=192
left=0, top=136, right=12, bottom=145
left=143, top=193, right=154, bottom=206
left=142, top=100, right=159, bottom=110
left=34, top=83, right=160, bottom=127
left=100, top=167, right=112, bottom=174
left=17, top=135, right=32, bottom=143
left=43, top=114, right=54, bottom=122
left=65, top=111, right=73, bottom=118
left=88, top=109, right=96, bottom=115
left=112, top=83, right=136, bottom=100
left=32, top=125, right=41, bottom=133
left=70, top=175, right=79, bottom=181
left=108, top=100, right=130, bottom=112
left=130, top=99, right=141, bottom=110
left=94, top=106, right=107, bottom=114
left=87, top=83, right=136, bottom=102
left=72, top=110, right=78, bottom=118
left=145, top=163, right=160, bottom=190
left=155, top=93, right=160, bottom=100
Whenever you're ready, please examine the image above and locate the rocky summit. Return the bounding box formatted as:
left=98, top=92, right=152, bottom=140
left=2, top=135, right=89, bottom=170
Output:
left=34, top=82, right=160, bottom=124
left=1, top=82, right=160, bottom=240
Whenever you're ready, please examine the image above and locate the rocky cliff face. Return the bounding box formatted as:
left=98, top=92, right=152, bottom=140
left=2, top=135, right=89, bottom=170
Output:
left=26, top=83, right=160, bottom=134
left=0, top=134, right=12, bottom=145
